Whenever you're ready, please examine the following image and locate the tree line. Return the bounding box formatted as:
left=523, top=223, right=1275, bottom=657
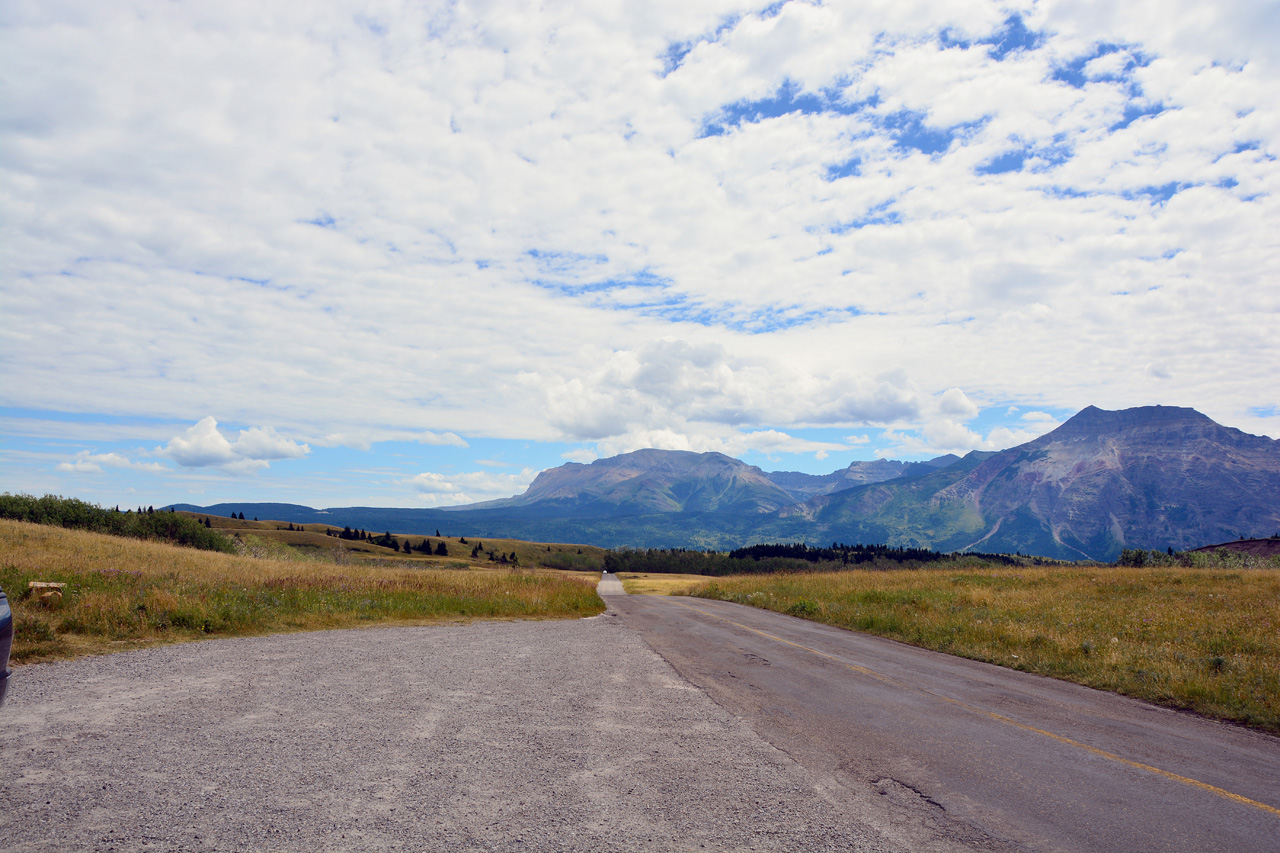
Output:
left=603, top=542, right=1023, bottom=576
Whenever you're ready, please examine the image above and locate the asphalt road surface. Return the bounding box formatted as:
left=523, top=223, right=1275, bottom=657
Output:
left=606, top=588, right=1280, bottom=852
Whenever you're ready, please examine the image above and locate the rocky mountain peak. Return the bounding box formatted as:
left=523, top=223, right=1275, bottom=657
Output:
left=1047, top=405, right=1214, bottom=441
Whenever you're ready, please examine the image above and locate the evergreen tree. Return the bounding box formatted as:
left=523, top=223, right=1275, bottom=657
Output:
left=435, top=541, right=448, bottom=556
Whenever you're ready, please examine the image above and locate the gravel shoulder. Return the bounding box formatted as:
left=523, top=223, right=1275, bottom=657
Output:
left=0, top=603, right=902, bottom=852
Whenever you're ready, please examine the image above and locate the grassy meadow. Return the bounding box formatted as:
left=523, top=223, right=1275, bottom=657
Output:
left=691, top=565, right=1280, bottom=733
left=1, top=517, right=605, bottom=664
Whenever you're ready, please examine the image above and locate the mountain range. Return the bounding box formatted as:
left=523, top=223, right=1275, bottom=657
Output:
left=175, top=405, right=1280, bottom=561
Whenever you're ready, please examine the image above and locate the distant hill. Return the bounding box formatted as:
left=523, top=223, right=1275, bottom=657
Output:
left=1189, top=538, right=1280, bottom=557
left=464, top=449, right=799, bottom=516
left=172, top=406, right=1280, bottom=560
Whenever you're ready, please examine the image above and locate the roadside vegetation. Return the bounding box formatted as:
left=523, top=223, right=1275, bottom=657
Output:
left=1, top=517, right=604, bottom=664
left=690, top=562, right=1280, bottom=733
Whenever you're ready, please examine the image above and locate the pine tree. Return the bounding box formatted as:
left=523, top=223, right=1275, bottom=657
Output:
left=435, top=541, right=448, bottom=556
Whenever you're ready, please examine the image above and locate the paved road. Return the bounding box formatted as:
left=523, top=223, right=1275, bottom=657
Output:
left=1, top=601, right=915, bottom=852
left=607, top=589, right=1280, bottom=852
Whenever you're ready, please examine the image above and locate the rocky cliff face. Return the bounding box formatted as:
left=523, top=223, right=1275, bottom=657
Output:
left=801, top=406, right=1280, bottom=559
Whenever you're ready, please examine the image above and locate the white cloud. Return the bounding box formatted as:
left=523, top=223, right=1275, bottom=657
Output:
left=937, top=388, right=980, bottom=420
left=231, top=426, right=310, bottom=461
left=157, top=417, right=309, bottom=474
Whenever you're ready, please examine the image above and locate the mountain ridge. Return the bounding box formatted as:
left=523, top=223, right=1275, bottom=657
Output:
left=171, top=406, right=1280, bottom=560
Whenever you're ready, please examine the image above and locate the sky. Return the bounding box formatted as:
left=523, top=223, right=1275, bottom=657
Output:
left=2, top=0, right=1278, bottom=510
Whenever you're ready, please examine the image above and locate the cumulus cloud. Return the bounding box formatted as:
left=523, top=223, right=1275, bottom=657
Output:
left=157, top=417, right=309, bottom=474
left=937, top=388, right=980, bottom=420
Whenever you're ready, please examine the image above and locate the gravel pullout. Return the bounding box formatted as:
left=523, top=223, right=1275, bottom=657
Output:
left=0, top=610, right=902, bottom=852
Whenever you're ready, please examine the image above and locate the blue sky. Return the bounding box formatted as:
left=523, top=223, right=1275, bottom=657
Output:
left=2, top=0, right=1277, bottom=509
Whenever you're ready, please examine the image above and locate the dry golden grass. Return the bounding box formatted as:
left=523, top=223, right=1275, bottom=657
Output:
left=1, top=518, right=604, bottom=664
left=190, top=513, right=607, bottom=572
left=691, top=567, right=1280, bottom=732
left=617, top=572, right=710, bottom=595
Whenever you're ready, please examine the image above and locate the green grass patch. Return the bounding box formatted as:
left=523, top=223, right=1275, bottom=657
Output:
left=691, top=566, right=1280, bottom=733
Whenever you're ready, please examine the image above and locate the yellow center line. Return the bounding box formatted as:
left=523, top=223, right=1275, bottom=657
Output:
left=663, top=596, right=1280, bottom=819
